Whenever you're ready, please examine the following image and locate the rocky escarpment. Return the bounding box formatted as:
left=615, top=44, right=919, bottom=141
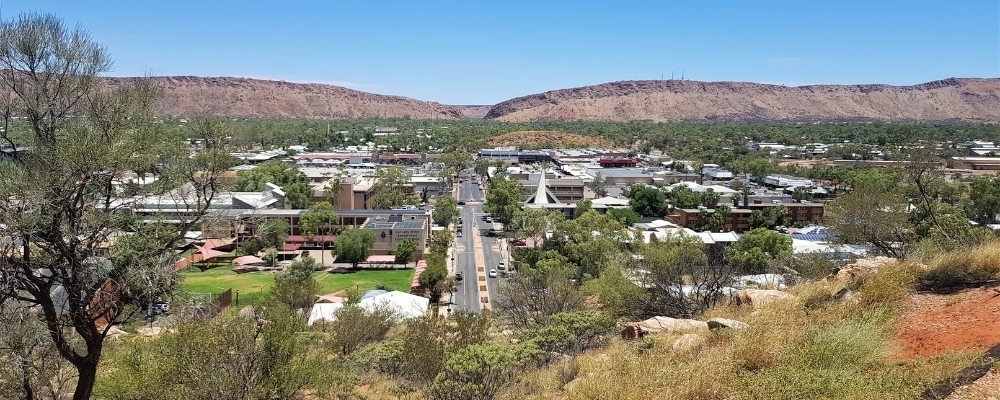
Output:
left=106, top=76, right=464, bottom=119
left=485, top=78, right=1000, bottom=122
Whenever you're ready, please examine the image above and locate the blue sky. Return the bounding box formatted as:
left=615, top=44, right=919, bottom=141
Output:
left=6, top=1, right=999, bottom=104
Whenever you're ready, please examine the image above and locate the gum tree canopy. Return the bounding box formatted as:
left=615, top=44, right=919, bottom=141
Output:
left=0, top=14, right=229, bottom=400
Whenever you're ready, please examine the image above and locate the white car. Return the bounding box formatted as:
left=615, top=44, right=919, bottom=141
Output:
left=488, top=269, right=497, bottom=278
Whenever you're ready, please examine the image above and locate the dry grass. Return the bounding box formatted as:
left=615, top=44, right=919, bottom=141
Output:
left=922, top=240, right=1000, bottom=291
left=504, top=265, right=979, bottom=400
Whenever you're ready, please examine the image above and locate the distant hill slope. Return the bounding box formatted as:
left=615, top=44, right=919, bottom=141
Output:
left=107, top=76, right=465, bottom=119
left=485, top=78, right=1000, bottom=122
left=449, top=104, right=493, bottom=119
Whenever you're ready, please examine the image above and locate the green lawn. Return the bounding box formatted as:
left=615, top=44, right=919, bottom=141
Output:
left=180, top=267, right=414, bottom=306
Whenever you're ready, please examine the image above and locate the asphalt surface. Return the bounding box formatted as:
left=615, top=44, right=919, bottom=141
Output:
left=451, top=176, right=504, bottom=313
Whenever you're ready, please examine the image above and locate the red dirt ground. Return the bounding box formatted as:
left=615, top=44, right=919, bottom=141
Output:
left=894, top=287, right=1000, bottom=359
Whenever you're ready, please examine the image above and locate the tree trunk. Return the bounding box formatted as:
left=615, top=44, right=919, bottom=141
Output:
left=20, top=359, right=34, bottom=400
left=71, top=356, right=99, bottom=400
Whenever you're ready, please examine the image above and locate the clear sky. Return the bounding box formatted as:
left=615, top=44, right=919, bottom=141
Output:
left=5, top=1, right=999, bottom=104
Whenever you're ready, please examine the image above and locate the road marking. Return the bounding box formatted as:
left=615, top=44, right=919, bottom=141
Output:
left=471, top=225, right=492, bottom=310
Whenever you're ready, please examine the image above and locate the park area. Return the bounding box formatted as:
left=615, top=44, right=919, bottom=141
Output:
left=180, top=267, right=414, bottom=305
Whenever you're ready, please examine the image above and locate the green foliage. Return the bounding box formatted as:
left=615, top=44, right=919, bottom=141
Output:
left=335, top=229, right=375, bottom=267
left=484, top=176, right=523, bottom=225
left=726, top=228, right=793, bottom=273
left=320, top=304, right=397, bottom=355
left=428, top=342, right=540, bottom=400
left=510, top=208, right=563, bottom=242
left=97, top=306, right=346, bottom=400
left=966, top=176, right=1000, bottom=224
left=420, top=251, right=451, bottom=303
left=283, top=182, right=311, bottom=209
left=524, top=311, right=616, bottom=354
left=627, top=185, right=666, bottom=217
left=550, top=210, right=631, bottom=279
left=301, top=202, right=338, bottom=237
left=235, top=161, right=309, bottom=207
left=429, top=230, right=454, bottom=254
left=371, top=166, right=419, bottom=208
left=828, top=172, right=914, bottom=258
left=749, top=206, right=788, bottom=229
left=607, top=207, right=641, bottom=226
left=638, top=235, right=725, bottom=317
left=496, top=262, right=583, bottom=329
left=394, top=239, right=418, bottom=264
left=433, top=196, right=460, bottom=226
left=257, top=219, right=290, bottom=249
left=665, top=186, right=702, bottom=209
left=730, top=157, right=774, bottom=178
left=584, top=263, right=648, bottom=318
left=272, top=256, right=319, bottom=310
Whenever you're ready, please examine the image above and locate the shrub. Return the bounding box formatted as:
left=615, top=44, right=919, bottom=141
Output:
left=529, top=325, right=576, bottom=354
left=428, top=342, right=541, bottom=400
left=319, top=304, right=396, bottom=355
left=352, top=339, right=406, bottom=376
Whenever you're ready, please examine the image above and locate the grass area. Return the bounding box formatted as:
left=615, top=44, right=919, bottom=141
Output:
left=180, top=267, right=414, bottom=306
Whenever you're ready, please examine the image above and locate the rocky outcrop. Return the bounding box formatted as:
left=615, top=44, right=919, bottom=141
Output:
left=706, top=318, right=751, bottom=332
left=637, top=316, right=710, bottom=334
left=104, top=76, right=465, bottom=119
left=485, top=78, right=1000, bottom=122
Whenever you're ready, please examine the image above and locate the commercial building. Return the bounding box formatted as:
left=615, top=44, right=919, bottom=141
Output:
left=949, top=157, right=1000, bottom=171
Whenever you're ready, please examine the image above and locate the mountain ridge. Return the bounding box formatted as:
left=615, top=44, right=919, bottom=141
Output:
left=104, top=75, right=468, bottom=119
left=106, top=75, right=1000, bottom=122
left=484, top=77, right=1000, bottom=122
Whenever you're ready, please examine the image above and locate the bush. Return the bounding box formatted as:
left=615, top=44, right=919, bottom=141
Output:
left=319, top=304, right=396, bottom=355
left=351, top=339, right=406, bottom=376
left=921, top=241, right=1000, bottom=291
left=428, top=342, right=541, bottom=400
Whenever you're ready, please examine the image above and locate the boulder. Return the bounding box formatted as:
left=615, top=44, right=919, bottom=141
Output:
left=737, top=289, right=794, bottom=307
left=105, top=325, right=129, bottom=339
left=706, top=318, right=750, bottom=332
left=832, top=256, right=896, bottom=285
left=671, top=333, right=707, bottom=353
left=637, top=316, right=710, bottom=334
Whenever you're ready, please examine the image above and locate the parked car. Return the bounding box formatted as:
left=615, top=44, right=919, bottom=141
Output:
left=488, top=269, right=497, bottom=278
left=497, top=261, right=506, bottom=271
left=455, top=272, right=463, bottom=281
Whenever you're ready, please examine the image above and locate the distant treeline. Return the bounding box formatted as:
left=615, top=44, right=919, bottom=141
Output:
left=9, top=117, right=998, bottom=162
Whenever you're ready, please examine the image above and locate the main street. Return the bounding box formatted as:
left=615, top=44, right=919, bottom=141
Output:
left=450, top=174, right=504, bottom=313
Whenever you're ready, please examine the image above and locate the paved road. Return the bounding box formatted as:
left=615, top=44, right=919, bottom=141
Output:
left=451, top=175, right=504, bottom=313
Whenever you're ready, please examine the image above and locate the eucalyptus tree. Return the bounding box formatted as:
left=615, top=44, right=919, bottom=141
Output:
left=0, top=14, right=229, bottom=399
